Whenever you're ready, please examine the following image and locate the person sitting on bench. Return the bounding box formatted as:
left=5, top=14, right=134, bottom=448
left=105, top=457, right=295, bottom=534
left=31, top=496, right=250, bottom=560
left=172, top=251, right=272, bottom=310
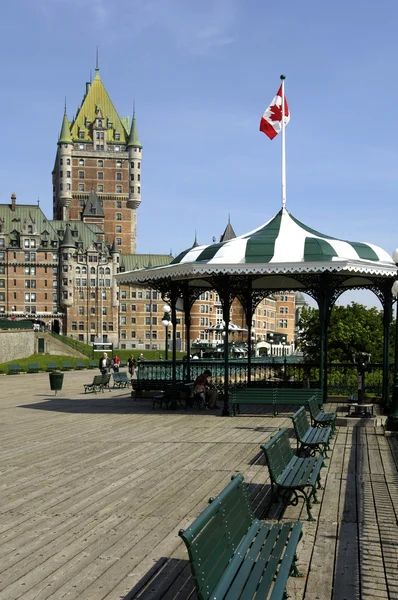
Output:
left=193, top=369, right=219, bottom=409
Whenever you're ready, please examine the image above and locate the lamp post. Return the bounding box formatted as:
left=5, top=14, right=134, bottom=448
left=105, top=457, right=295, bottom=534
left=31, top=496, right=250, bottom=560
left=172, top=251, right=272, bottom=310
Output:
left=269, top=332, right=274, bottom=357
left=162, top=304, right=171, bottom=360
left=386, top=251, right=398, bottom=430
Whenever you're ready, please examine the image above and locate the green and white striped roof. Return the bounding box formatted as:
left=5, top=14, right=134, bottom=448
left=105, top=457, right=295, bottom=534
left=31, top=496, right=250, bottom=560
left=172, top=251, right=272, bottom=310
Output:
left=116, top=208, right=396, bottom=285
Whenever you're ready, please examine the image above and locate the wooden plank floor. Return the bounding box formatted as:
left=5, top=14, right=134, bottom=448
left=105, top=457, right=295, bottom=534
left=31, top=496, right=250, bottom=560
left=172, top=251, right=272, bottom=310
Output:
left=0, top=372, right=397, bottom=599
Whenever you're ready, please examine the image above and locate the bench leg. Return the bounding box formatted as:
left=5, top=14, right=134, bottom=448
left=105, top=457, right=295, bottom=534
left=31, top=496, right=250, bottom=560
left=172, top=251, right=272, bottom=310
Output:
left=290, top=552, right=302, bottom=578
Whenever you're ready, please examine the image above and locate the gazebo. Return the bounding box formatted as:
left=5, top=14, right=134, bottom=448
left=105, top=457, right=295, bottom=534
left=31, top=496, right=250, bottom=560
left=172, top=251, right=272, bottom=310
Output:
left=116, top=207, right=397, bottom=415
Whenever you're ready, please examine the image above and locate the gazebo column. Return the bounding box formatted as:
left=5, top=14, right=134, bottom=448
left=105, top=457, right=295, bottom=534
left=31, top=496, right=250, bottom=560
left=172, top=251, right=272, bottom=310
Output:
left=245, top=289, right=254, bottom=387
left=220, top=276, right=232, bottom=416
left=183, top=285, right=192, bottom=383
left=381, top=286, right=392, bottom=409
left=316, top=275, right=337, bottom=404
left=170, top=283, right=178, bottom=410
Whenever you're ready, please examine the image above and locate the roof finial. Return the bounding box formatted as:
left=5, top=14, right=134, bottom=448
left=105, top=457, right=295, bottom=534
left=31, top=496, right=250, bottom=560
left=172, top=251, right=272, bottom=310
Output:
left=133, top=98, right=136, bottom=117
left=37, top=197, right=40, bottom=207
left=64, top=97, right=67, bottom=114
left=90, top=70, right=92, bottom=84
left=228, top=213, right=230, bottom=225
left=96, top=46, right=99, bottom=70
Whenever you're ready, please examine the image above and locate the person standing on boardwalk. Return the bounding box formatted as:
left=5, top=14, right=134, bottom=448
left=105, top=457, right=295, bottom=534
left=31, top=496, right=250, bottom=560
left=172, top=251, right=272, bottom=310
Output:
left=128, top=355, right=137, bottom=377
left=99, top=352, right=112, bottom=374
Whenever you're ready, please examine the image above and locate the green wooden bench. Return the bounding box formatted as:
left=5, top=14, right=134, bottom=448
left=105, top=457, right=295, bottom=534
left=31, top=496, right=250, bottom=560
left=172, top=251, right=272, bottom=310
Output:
left=308, top=396, right=336, bottom=433
left=8, top=364, right=22, bottom=375
left=27, top=363, right=40, bottom=373
left=113, top=372, right=130, bottom=389
left=291, top=407, right=331, bottom=458
left=75, top=361, right=86, bottom=370
left=88, top=361, right=97, bottom=369
left=120, top=359, right=127, bottom=367
left=179, top=473, right=303, bottom=600
left=132, top=379, right=170, bottom=399
left=46, top=362, right=58, bottom=372
left=84, top=375, right=105, bottom=394
left=62, top=361, right=73, bottom=371
left=230, top=388, right=321, bottom=416
left=101, top=372, right=112, bottom=391
left=261, top=428, right=324, bottom=521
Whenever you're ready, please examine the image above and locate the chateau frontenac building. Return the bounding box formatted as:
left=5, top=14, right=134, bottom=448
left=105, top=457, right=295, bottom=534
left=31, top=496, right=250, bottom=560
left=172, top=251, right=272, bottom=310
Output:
left=0, top=65, right=297, bottom=352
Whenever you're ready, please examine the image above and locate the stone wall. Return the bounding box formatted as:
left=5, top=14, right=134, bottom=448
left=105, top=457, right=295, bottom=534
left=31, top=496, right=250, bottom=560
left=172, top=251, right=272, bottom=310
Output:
left=0, top=330, right=35, bottom=363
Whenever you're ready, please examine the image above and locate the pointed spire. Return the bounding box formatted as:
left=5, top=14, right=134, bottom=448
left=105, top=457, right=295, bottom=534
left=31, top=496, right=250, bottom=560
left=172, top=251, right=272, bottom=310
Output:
left=82, top=188, right=104, bottom=219
left=220, top=216, right=237, bottom=242
left=58, top=107, right=73, bottom=145
left=191, top=230, right=199, bottom=248
left=96, top=46, right=99, bottom=70
left=60, top=223, right=76, bottom=248
left=127, top=110, right=142, bottom=148
left=110, top=238, right=119, bottom=254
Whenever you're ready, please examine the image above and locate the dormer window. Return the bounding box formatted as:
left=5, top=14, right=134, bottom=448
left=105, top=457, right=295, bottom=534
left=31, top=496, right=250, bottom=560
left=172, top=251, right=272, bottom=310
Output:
left=115, top=133, right=120, bottom=141
left=79, top=131, right=84, bottom=139
left=108, top=122, right=113, bottom=129
left=98, top=119, right=103, bottom=127
left=86, top=121, right=91, bottom=127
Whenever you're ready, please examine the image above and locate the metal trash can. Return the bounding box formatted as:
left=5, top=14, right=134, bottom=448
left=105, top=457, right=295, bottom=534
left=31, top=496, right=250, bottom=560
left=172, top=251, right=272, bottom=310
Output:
left=49, top=372, right=64, bottom=395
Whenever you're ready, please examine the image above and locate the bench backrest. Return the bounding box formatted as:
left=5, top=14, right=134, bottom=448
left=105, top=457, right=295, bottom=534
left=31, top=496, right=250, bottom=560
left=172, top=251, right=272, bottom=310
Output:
left=307, top=395, right=322, bottom=417
left=261, top=428, right=293, bottom=482
left=93, top=375, right=103, bottom=385
left=118, top=372, right=129, bottom=381
left=275, top=388, right=318, bottom=401
left=291, top=407, right=310, bottom=441
left=231, top=388, right=275, bottom=399
left=179, top=474, right=254, bottom=600
left=101, top=373, right=111, bottom=385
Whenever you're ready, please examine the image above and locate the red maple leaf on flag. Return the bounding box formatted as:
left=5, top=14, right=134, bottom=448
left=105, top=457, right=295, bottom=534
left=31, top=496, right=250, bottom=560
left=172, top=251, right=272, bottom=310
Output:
left=269, top=104, right=282, bottom=122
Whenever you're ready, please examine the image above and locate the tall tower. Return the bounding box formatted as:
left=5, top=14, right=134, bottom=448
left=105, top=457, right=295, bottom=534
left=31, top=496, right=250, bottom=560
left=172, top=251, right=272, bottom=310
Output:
left=52, top=66, right=142, bottom=253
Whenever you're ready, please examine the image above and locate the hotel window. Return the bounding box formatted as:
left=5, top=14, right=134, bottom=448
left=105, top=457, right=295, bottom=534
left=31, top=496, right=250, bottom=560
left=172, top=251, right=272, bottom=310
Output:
left=130, top=174, right=134, bottom=181
left=120, top=316, right=127, bottom=325
left=137, top=186, right=140, bottom=193
left=116, top=226, right=122, bottom=233
left=116, top=160, right=122, bottom=167
left=98, top=185, right=104, bottom=192
left=116, top=238, right=122, bottom=246
left=108, top=122, right=113, bottom=129
left=116, top=200, right=122, bottom=208
left=79, top=171, right=84, bottom=179
left=79, top=131, right=84, bottom=139
left=138, top=162, right=141, bottom=169
left=137, top=174, right=141, bottom=181
left=0, top=279, right=4, bottom=288
left=115, top=146, right=120, bottom=151
left=116, top=185, right=122, bottom=193
left=79, top=144, right=84, bottom=149
left=116, top=172, right=122, bottom=181
left=98, top=160, right=103, bottom=167
left=115, top=133, right=120, bottom=140
left=67, top=159, right=70, bottom=165
left=79, top=184, right=84, bottom=191
left=130, top=186, right=134, bottom=194
left=78, top=306, right=84, bottom=315
left=66, top=170, right=71, bottom=177
left=120, top=303, right=126, bottom=312
left=98, top=172, right=103, bottom=180
left=131, top=304, right=136, bottom=311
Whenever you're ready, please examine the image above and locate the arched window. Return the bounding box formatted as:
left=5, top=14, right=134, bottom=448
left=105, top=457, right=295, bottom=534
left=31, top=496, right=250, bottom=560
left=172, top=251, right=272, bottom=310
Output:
left=75, top=266, right=80, bottom=274
left=90, top=267, right=95, bottom=274
left=81, top=266, right=87, bottom=274
left=105, top=267, right=110, bottom=275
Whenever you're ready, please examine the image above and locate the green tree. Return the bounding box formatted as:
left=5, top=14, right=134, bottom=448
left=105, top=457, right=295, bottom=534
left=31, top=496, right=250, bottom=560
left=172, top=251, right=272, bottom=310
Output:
left=298, top=302, right=386, bottom=363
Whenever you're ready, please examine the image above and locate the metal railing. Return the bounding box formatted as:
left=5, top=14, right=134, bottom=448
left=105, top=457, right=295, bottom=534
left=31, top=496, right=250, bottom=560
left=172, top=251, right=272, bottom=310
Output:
left=137, top=359, right=388, bottom=398
left=48, top=332, right=92, bottom=358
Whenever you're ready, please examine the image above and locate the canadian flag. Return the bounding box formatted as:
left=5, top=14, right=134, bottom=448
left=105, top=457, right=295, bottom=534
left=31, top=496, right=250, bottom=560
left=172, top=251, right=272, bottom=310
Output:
left=259, top=85, right=290, bottom=140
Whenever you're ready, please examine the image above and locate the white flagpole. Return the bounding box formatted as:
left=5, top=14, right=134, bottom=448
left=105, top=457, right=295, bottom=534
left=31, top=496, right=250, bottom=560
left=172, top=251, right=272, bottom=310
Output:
left=280, top=74, right=286, bottom=209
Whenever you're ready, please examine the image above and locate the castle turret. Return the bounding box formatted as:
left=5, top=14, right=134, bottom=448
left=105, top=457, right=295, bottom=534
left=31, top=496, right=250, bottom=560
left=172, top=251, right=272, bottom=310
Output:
left=110, top=239, right=120, bottom=308
left=59, top=224, right=76, bottom=309
left=126, top=112, right=142, bottom=211
left=56, top=110, right=73, bottom=220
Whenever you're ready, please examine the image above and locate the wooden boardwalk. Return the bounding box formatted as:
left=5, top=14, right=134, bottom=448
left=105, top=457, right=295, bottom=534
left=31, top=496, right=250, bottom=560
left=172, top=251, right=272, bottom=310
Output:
left=1, top=371, right=398, bottom=600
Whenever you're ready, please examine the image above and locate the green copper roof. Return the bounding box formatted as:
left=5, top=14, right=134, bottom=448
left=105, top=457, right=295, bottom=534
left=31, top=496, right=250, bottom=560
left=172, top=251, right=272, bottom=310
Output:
left=126, top=114, right=142, bottom=148
left=58, top=111, right=73, bottom=144
left=70, top=69, right=130, bottom=143
left=121, top=253, right=172, bottom=271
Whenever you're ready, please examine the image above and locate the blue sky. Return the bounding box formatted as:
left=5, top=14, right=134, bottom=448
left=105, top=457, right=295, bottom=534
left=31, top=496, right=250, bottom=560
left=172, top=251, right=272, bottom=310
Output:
left=1, top=0, right=397, bottom=307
